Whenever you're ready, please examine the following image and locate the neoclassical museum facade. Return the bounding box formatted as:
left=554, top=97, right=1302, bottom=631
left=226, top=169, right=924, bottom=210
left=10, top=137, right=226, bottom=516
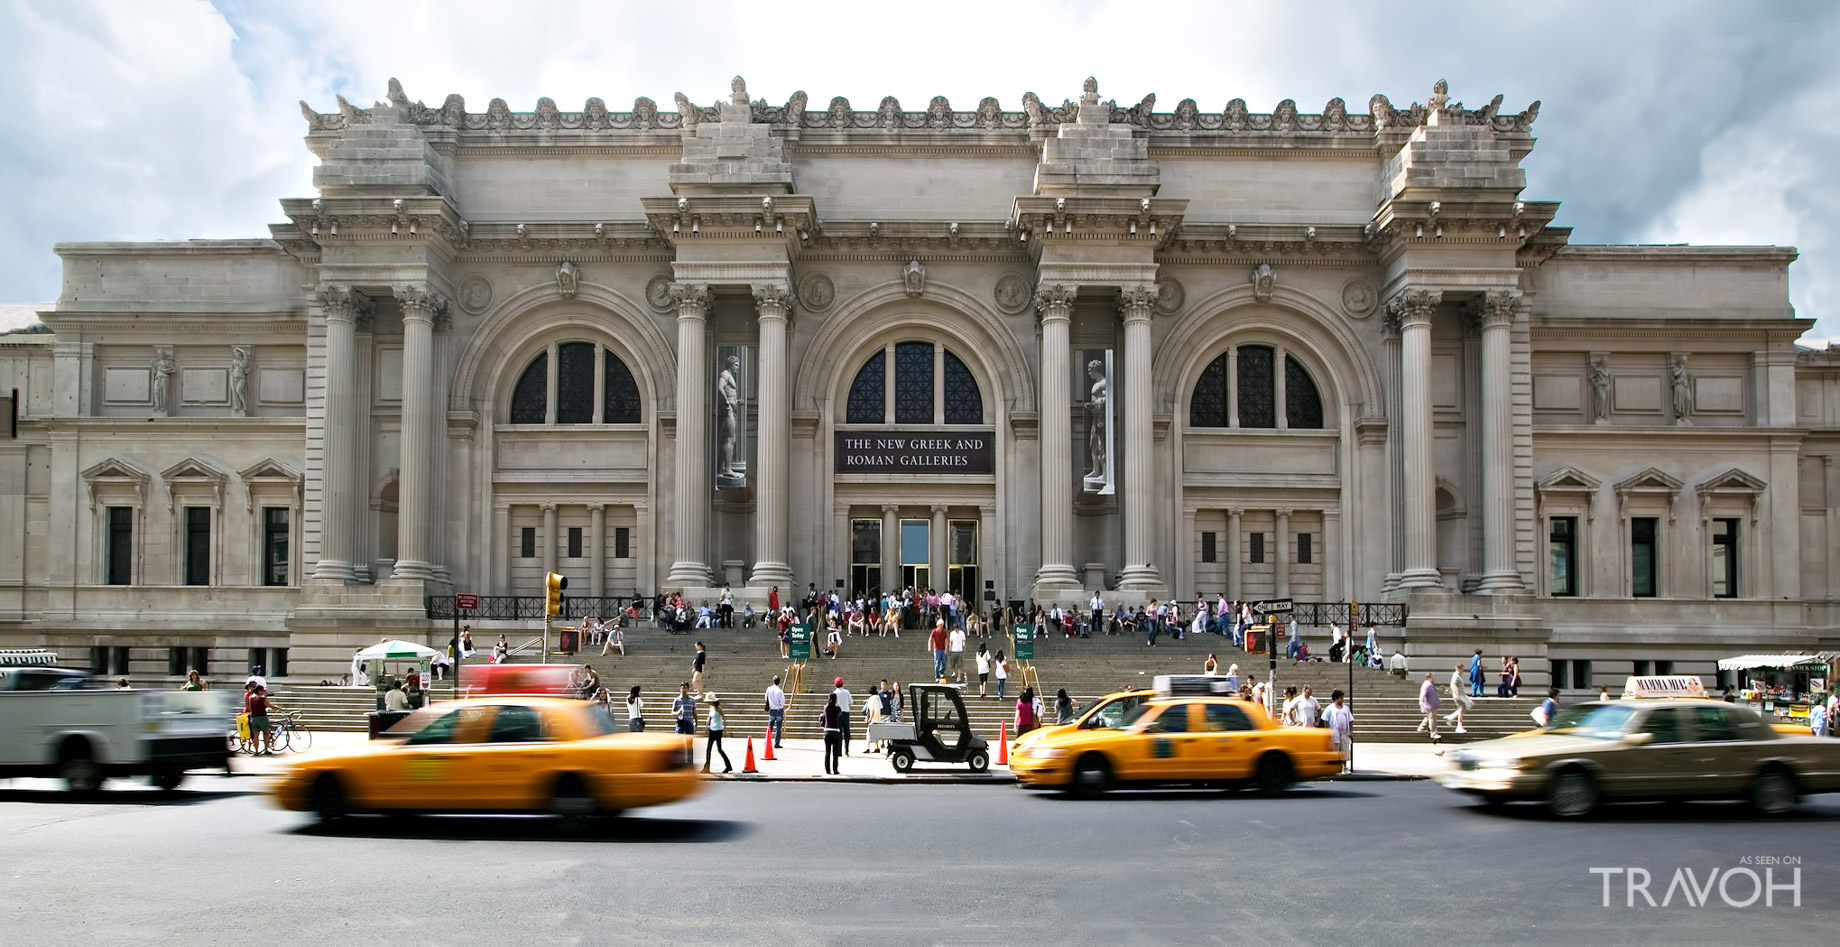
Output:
left=2, top=77, right=1837, bottom=684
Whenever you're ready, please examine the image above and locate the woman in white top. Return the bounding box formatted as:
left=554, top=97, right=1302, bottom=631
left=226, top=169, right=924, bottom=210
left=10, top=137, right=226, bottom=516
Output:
left=1321, top=689, right=1354, bottom=771
left=862, top=690, right=885, bottom=751
left=975, top=645, right=992, bottom=697
left=625, top=686, right=645, bottom=732
left=994, top=650, right=1010, bottom=699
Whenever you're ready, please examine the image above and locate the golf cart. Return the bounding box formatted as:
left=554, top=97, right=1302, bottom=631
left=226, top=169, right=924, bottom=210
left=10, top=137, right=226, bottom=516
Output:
left=866, top=683, right=991, bottom=774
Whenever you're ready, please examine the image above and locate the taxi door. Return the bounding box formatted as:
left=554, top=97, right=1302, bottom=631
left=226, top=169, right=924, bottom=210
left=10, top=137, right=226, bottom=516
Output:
left=379, top=705, right=495, bottom=808
left=460, top=703, right=563, bottom=809
left=1197, top=702, right=1267, bottom=780
left=1619, top=706, right=1697, bottom=798
left=1134, top=702, right=1206, bottom=781
left=1684, top=705, right=1750, bottom=795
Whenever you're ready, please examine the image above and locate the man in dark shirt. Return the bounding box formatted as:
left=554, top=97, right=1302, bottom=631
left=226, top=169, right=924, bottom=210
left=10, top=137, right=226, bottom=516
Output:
left=672, top=683, right=698, bottom=735
left=247, top=686, right=272, bottom=755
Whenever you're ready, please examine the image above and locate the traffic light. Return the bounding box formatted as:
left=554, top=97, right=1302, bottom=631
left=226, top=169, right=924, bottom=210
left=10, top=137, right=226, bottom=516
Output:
left=545, top=572, right=568, bottom=617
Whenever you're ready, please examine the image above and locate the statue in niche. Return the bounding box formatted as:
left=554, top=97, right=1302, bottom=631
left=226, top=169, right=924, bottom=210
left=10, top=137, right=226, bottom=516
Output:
left=903, top=259, right=926, bottom=298
left=1084, top=359, right=1110, bottom=493
left=1670, top=354, right=1693, bottom=425
left=1589, top=356, right=1611, bottom=425
left=229, top=345, right=251, bottom=416
left=150, top=349, right=175, bottom=417
left=715, top=354, right=745, bottom=489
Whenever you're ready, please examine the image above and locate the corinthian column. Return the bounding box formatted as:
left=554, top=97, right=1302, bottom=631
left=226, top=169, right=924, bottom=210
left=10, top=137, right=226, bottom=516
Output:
left=749, top=282, right=795, bottom=589
left=389, top=285, right=443, bottom=582
left=1391, top=288, right=1443, bottom=589
left=311, top=285, right=364, bottom=583
left=1116, top=284, right=1163, bottom=591
left=666, top=283, right=714, bottom=588
left=1033, top=284, right=1079, bottom=592
left=1474, top=290, right=1523, bottom=592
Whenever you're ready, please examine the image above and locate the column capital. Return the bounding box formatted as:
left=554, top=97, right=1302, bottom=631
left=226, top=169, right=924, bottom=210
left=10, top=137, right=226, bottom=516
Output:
left=751, top=281, right=793, bottom=319
left=930, top=504, right=948, bottom=516
left=1034, top=282, right=1077, bottom=322
left=541, top=502, right=558, bottom=514
left=1274, top=508, right=1292, bottom=519
left=1464, top=288, right=1520, bottom=333
left=315, top=284, right=372, bottom=324
left=1384, top=287, right=1442, bottom=329
left=394, top=284, right=449, bottom=326
left=1226, top=507, right=1242, bottom=518
left=586, top=502, right=605, bottom=513
left=1116, top=283, right=1158, bottom=323
left=881, top=504, right=899, bottom=515
left=670, top=282, right=711, bottom=318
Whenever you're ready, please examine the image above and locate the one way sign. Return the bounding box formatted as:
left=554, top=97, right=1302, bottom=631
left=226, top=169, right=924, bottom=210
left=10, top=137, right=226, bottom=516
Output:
left=1249, top=598, right=1293, bottom=614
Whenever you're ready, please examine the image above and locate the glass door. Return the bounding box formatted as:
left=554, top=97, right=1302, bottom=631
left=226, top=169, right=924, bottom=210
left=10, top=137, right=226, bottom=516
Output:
left=850, top=518, right=882, bottom=597
left=900, top=519, right=930, bottom=590
left=946, top=519, right=978, bottom=600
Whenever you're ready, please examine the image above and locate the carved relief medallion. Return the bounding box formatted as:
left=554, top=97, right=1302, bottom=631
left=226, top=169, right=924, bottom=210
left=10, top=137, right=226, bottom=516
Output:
left=797, top=272, right=835, bottom=312
left=457, top=274, right=493, bottom=314
left=1340, top=278, right=1378, bottom=318
left=644, top=274, right=676, bottom=313
left=1155, top=277, right=1185, bottom=315
left=993, top=273, right=1032, bottom=314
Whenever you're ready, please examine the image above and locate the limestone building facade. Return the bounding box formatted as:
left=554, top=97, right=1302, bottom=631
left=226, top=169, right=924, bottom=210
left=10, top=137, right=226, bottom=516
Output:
left=1, top=76, right=1836, bottom=686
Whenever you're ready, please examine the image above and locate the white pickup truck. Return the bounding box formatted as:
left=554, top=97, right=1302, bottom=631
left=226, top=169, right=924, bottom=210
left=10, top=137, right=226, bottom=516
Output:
left=0, top=665, right=234, bottom=792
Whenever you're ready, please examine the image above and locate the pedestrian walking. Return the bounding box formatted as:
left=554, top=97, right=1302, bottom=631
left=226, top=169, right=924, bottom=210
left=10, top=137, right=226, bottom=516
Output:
left=690, top=641, right=708, bottom=693
left=1534, top=688, right=1559, bottom=728
left=947, top=624, right=967, bottom=683
left=672, top=683, right=697, bottom=735
left=1445, top=664, right=1473, bottom=734
left=1015, top=687, right=1039, bottom=736
left=832, top=677, right=853, bottom=756
left=699, top=697, right=732, bottom=774
left=821, top=693, right=844, bottom=775
left=1224, top=663, right=1240, bottom=693
left=1055, top=688, right=1075, bottom=725
left=764, top=675, right=786, bottom=747
left=1321, top=689, right=1354, bottom=773
left=625, top=686, right=645, bottom=732
left=1469, top=649, right=1484, bottom=697
left=928, top=619, right=949, bottom=681
left=994, top=650, right=1009, bottom=699
left=1291, top=686, right=1321, bottom=729
left=1417, top=672, right=1442, bottom=741
left=975, top=643, right=991, bottom=697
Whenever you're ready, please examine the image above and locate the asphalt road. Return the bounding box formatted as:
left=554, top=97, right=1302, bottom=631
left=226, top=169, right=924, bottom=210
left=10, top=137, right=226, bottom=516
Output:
left=1, top=774, right=1834, bottom=945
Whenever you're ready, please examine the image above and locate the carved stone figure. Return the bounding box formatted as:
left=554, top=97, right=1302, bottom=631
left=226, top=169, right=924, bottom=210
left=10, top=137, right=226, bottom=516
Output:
left=903, top=260, right=926, bottom=298
left=1022, top=92, right=1046, bottom=126
left=1589, top=356, right=1611, bottom=424
left=730, top=76, right=749, bottom=106
left=715, top=355, right=745, bottom=489
left=1084, top=359, right=1109, bottom=493
left=150, top=349, right=175, bottom=417
left=556, top=261, right=579, bottom=298
left=783, top=90, right=808, bottom=127
left=977, top=97, right=1002, bottom=127
left=1250, top=263, right=1276, bottom=301
left=1670, top=354, right=1693, bottom=425
left=229, top=345, right=250, bottom=416
left=1081, top=77, right=1099, bottom=105
left=673, top=92, right=699, bottom=128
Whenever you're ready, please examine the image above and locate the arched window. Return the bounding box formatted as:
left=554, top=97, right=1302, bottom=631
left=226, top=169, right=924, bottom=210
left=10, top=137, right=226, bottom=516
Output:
left=1188, top=343, right=1327, bottom=430
left=510, top=352, right=548, bottom=424
left=507, top=344, right=643, bottom=424
left=844, top=342, right=984, bottom=425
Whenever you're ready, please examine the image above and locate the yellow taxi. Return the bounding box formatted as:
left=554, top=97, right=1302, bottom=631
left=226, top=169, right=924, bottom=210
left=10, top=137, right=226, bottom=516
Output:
left=1010, top=689, right=1154, bottom=756
left=271, top=696, right=701, bottom=823
left=1010, top=686, right=1343, bottom=796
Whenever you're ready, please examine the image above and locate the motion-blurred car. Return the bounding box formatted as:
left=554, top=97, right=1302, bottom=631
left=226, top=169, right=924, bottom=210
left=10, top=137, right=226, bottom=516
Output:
left=1010, top=695, right=1343, bottom=795
left=1010, top=688, right=1153, bottom=756
left=272, top=696, right=699, bottom=823
left=1439, top=698, right=1840, bottom=817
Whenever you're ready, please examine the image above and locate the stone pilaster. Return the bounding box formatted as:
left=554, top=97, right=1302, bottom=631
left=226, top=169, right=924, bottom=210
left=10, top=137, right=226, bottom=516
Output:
left=749, top=282, right=795, bottom=588
left=542, top=503, right=558, bottom=580
left=666, top=283, right=714, bottom=588
left=1116, top=284, right=1163, bottom=592
left=588, top=503, right=606, bottom=598
left=881, top=505, right=899, bottom=593
left=1033, top=284, right=1079, bottom=592
left=310, top=285, right=364, bottom=583
left=1391, top=288, right=1443, bottom=590
left=388, top=285, right=443, bottom=583
left=1274, top=509, right=1292, bottom=598
left=1473, top=290, right=1523, bottom=592
left=931, top=504, right=948, bottom=588
left=1225, top=508, right=1243, bottom=599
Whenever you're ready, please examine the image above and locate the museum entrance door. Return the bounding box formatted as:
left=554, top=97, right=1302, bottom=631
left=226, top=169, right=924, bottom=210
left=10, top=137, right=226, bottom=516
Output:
left=901, top=519, right=931, bottom=590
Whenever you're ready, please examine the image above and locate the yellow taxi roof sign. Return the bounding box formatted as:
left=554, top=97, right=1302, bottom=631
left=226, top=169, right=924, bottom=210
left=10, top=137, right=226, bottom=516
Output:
left=1621, top=675, right=1709, bottom=700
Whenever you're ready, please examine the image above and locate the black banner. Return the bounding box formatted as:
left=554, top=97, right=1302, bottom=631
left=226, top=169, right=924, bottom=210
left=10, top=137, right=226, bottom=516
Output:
left=834, top=430, right=995, bottom=475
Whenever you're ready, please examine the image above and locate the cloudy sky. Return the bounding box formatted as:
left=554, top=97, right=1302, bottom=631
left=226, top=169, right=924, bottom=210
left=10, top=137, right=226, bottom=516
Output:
left=1, top=0, right=1836, bottom=342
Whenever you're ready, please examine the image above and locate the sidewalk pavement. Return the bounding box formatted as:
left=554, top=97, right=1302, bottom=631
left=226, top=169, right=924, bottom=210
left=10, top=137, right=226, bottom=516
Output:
left=230, top=732, right=1452, bottom=783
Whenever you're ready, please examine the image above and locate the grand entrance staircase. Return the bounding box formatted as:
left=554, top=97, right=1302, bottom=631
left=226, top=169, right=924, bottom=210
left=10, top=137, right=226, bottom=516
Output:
left=268, top=620, right=1536, bottom=744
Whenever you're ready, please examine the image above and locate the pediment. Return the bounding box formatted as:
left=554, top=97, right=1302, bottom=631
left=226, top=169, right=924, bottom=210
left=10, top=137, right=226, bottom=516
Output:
left=160, top=457, right=230, bottom=486
left=80, top=456, right=151, bottom=485
left=1696, top=467, right=1767, bottom=497
left=238, top=458, right=302, bottom=485
left=1536, top=466, right=1601, bottom=494
left=1614, top=466, right=1683, bottom=496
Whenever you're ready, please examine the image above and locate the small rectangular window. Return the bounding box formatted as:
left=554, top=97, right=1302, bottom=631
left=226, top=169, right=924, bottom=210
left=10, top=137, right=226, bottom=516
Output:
left=184, top=507, right=211, bottom=586
left=1297, top=533, right=1312, bottom=565
left=262, top=507, right=290, bottom=586
left=106, top=506, right=133, bottom=585
left=1574, top=659, right=1593, bottom=689
left=520, top=527, right=536, bottom=559
left=168, top=647, right=187, bottom=677
left=1630, top=517, right=1658, bottom=598
left=1249, top=532, right=1265, bottom=564
left=190, top=646, right=209, bottom=676
left=1654, top=660, right=1673, bottom=676
left=270, top=648, right=289, bottom=678
left=1551, top=659, right=1569, bottom=690
left=1548, top=516, right=1578, bottom=597
left=1200, top=532, right=1217, bottom=564
left=614, top=527, right=631, bottom=559
left=567, top=527, right=583, bottom=559
left=1710, top=517, right=1739, bottom=598
left=1633, top=659, right=1650, bottom=677
left=248, top=648, right=266, bottom=675
left=90, top=646, right=108, bottom=674
left=111, top=646, right=130, bottom=677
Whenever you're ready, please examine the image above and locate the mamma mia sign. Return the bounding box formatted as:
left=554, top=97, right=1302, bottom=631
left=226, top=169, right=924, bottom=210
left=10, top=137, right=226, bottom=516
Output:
left=835, top=430, right=995, bottom=475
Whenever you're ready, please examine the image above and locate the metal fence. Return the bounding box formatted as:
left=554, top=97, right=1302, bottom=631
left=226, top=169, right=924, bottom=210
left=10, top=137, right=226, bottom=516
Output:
left=425, top=595, right=652, bottom=622
left=1285, top=602, right=1408, bottom=627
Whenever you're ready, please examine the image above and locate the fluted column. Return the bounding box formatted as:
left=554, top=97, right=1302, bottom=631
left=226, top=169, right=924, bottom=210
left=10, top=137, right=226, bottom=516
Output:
left=1474, top=290, right=1523, bottom=591
left=1117, top=284, right=1163, bottom=591
left=1033, top=284, right=1079, bottom=591
left=1391, top=288, right=1443, bottom=589
left=1225, top=508, right=1243, bottom=598
left=389, top=285, right=443, bottom=582
left=588, top=503, right=605, bottom=597
left=749, top=282, right=795, bottom=588
left=666, top=283, right=714, bottom=588
left=1274, top=508, right=1292, bottom=598
left=311, top=285, right=363, bottom=582
left=1381, top=311, right=1404, bottom=590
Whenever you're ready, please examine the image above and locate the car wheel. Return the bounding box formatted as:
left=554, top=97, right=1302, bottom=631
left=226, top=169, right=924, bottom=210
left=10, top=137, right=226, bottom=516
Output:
left=1254, top=753, right=1294, bottom=796
left=59, top=754, right=103, bottom=796
left=310, top=774, right=349, bottom=823
left=550, top=774, right=598, bottom=831
left=966, top=750, right=990, bottom=773
left=1070, top=754, right=1112, bottom=797
left=1545, top=769, right=1598, bottom=818
left=150, top=767, right=186, bottom=792
left=1748, top=767, right=1799, bottom=816
left=891, top=749, right=916, bottom=773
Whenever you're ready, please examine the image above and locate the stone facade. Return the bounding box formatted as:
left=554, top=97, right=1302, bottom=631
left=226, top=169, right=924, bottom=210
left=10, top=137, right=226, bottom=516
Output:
left=1, top=77, right=1835, bottom=687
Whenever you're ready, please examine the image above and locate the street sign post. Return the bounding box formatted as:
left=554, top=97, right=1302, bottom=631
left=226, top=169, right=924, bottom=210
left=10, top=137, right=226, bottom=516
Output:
left=1249, top=598, right=1293, bottom=615
left=452, top=594, right=478, bottom=698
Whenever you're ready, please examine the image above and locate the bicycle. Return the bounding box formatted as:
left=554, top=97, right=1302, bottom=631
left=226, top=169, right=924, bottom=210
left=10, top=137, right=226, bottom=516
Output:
left=270, top=711, right=311, bottom=754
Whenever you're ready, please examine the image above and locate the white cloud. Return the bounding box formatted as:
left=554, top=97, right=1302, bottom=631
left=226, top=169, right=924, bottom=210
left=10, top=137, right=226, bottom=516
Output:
left=1, top=0, right=1836, bottom=341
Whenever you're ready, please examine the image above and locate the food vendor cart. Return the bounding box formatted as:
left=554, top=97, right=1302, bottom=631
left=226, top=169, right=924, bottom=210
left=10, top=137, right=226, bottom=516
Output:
left=1716, top=652, right=1837, bottom=726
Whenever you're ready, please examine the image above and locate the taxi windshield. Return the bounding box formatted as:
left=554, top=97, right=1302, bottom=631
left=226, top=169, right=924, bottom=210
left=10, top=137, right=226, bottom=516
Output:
left=1545, top=703, right=1636, bottom=738
left=1115, top=703, right=1160, bottom=729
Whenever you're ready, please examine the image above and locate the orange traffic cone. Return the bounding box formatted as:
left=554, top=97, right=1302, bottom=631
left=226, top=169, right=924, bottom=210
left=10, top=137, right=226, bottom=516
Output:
left=997, top=723, right=1008, bottom=764
left=742, top=737, right=758, bottom=774
left=761, top=729, right=776, bottom=760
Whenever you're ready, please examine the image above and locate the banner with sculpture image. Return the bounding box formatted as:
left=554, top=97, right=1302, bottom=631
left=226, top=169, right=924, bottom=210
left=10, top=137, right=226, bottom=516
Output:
left=1080, top=348, right=1115, bottom=495
left=715, top=344, right=750, bottom=490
